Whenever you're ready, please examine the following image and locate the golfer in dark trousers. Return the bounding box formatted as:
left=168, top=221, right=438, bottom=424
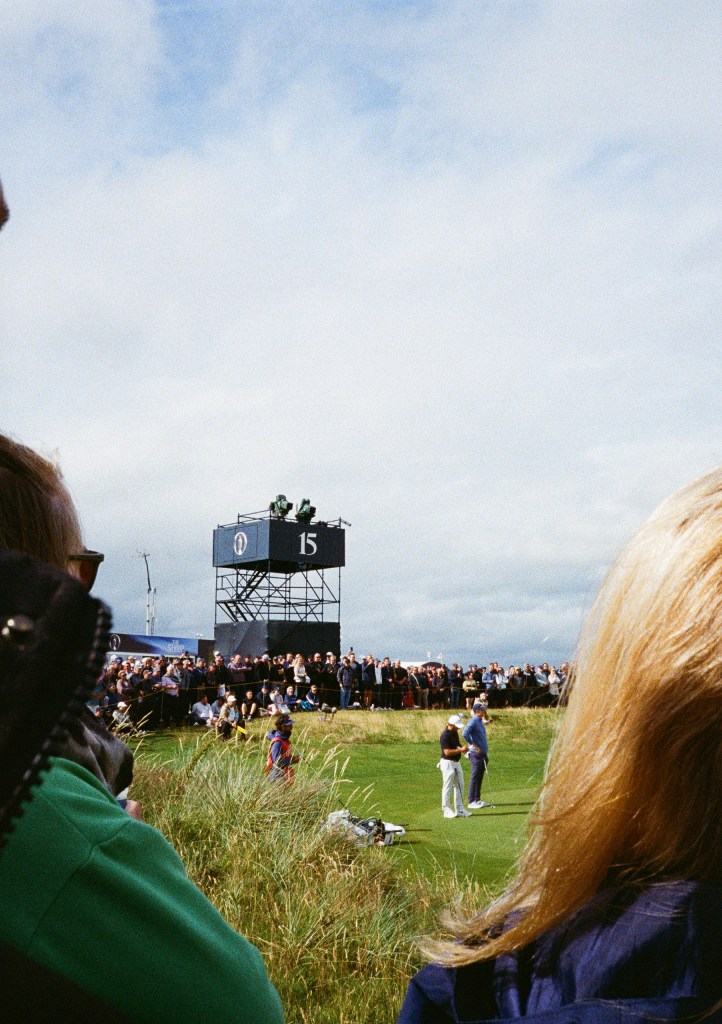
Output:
left=462, top=703, right=490, bottom=809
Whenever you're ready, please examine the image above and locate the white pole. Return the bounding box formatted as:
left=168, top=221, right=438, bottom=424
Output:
left=140, top=552, right=153, bottom=636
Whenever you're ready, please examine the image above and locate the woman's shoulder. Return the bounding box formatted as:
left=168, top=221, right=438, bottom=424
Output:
left=397, top=880, right=722, bottom=1024
left=397, top=959, right=496, bottom=1024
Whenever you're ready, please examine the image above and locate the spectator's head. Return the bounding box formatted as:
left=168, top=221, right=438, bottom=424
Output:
left=432, top=466, right=722, bottom=968
left=0, top=434, right=85, bottom=577
left=199, top=694, right=208, bottom=704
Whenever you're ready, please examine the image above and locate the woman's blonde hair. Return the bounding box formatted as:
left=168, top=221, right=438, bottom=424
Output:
left=0, top=433, right=83, bottom=570
left=427, top=466, right=722, bottom=966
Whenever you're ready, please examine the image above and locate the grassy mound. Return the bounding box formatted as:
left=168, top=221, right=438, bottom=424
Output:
left=130, top=709, right=558, bottom=1023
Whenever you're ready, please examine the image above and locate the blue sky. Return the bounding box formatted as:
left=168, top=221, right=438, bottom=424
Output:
left=1, top=1, right=720, bottom=665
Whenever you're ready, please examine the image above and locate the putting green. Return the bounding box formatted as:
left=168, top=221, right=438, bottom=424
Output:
left=336, top=732, right=549, bottom=888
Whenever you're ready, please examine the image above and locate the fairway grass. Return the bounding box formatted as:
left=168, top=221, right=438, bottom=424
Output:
left=129, top=708, right=559, bottom=1023
left=133, top=708, right=557, bottom=887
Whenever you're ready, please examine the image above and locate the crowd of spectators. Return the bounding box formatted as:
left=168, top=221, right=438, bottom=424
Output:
left=93, top=649, right=569, bottom=731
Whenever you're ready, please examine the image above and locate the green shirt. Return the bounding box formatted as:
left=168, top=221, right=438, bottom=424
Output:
left=0, top=758, right=284, bottom=1023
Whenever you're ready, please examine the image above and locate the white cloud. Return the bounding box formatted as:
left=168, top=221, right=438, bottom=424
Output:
left=1, top=1, right=720, bottom=664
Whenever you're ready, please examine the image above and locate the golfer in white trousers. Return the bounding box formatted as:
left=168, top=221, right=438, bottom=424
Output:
left=438, top=714, right=472, bottom=818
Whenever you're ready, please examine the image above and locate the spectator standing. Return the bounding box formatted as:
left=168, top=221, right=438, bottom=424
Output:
left=337, top=657, right=354, bottom=710
left=374, top=659, right=385, bottom=708
left=213, top=653, right=232, bottom=696
left=348, top=652, right=362, bottom=701
left=177, top=658, right=194, bottom=719
left=307, top=652, right=324, bottom=682
left=389, top=660, right=407, bottom=710
left=190, top=657, right=207, bottom=703
left=292, top=654, right=308, bottom=689
left=228, top=654, right=247, bottom=689
left=159, top=666, right=183, bottom=727
left=254, top=654, right=271, bottom=683
left=448, top=664, right=463, bottom=709
left=547, top=666, right=561, bottom=705
left=463, top=670, right=479, bottom=710
left=361, top=655, right=376, bottom=709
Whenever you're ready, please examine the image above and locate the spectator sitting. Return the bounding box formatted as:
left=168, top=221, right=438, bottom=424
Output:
left=191, top=693, right=215, bottom=727
left=300, top=683, right=321, bottom=711
left=241, top=689, right=259, bottom=720
left=269, top=684, right=286, bottom=712
left=210, top=693, right=226, bottom=719
left=217, top=694, right=242, bottom=740
left=255, top=684, right=273, bottom=714
left=284, top=685, right=299, bottom=710
left=110, top=701, right=132, bottom=734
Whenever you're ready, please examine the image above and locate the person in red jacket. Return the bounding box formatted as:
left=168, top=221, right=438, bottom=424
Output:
left=266, top=715, right=301, bottom=782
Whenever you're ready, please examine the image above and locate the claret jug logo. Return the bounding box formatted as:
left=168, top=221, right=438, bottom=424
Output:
left=233, top=531, right=248, bottom=556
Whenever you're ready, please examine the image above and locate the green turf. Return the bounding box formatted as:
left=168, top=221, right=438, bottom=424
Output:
left=335, top=715, right=553, bottom=888
left=130, top=709, right=558, bottom=893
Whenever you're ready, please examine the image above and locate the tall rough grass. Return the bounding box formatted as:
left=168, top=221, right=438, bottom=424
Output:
left=132, top=733, right=487, bottom=1024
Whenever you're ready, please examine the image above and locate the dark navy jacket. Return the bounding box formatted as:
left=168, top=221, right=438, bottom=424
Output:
left=397, top=881, right=722, bottom=1024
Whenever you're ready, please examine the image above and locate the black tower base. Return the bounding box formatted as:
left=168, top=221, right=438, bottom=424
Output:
left=214, top=621, right=341, bottom=660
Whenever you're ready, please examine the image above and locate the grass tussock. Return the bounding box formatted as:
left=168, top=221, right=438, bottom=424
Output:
left=131, top=733, right=488, bottom=1024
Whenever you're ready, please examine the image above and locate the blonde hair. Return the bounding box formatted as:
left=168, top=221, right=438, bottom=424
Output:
left=427, top=466, right=722, bottom=966
left=0, top=433, right=83, bottom=570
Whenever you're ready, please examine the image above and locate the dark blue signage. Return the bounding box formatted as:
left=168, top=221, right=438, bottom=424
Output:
left=107, top=633, right=212, bottom=658
left=213, top=519, right=345, bottom=570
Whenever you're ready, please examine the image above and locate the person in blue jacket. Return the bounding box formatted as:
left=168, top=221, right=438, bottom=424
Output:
left=462, top=703, right=490, bottom=809
left=398, top=467, right=722, bottom=1024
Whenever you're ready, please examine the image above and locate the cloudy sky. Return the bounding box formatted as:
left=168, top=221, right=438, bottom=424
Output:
left=1, top=1, right=720, bottom=665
